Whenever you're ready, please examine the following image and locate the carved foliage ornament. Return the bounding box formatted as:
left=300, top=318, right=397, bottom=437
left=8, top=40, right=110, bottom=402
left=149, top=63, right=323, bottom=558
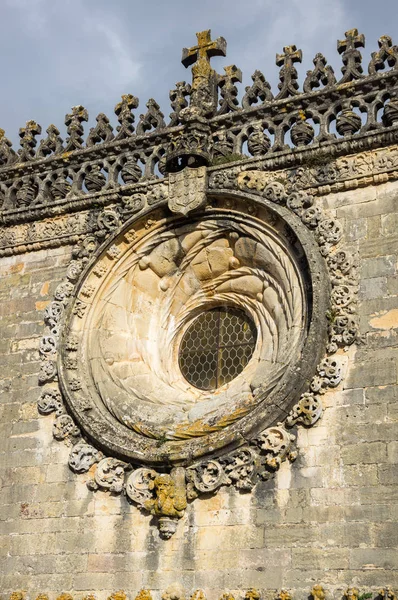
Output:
left=37, top=172, right=357, bottom=537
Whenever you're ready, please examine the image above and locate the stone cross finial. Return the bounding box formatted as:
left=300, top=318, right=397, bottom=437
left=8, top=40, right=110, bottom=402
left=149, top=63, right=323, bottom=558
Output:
left=182, top=29, right=226, bottom=73
left=337, top=28, right=365, bottom=83
left=276, top=45, right=303, bottom=71
left=181, top=29, right=227, bottom=117
left=275, top=45, right=302, bottom=99
left=338, top=28, right=365, bottom=55
left=18, top=120, right=42, bottom=162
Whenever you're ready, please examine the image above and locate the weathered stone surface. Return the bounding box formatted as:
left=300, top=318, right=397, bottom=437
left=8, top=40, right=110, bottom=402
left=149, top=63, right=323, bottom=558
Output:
left=1, top=25, right=398, bottom=600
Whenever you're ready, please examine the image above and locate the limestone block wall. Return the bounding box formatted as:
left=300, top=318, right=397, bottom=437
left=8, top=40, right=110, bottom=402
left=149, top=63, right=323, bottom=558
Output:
left=1, top=180, right=398, bottom=599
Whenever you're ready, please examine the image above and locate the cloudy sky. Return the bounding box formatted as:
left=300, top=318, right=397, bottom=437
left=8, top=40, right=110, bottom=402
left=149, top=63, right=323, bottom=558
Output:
left=1, top=0, right=397, bottom=145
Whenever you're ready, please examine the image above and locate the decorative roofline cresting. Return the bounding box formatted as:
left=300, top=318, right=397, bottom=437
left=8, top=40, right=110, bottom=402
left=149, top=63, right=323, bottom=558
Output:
left=5, top=27, right=393, bottom=538
left=0, top=28, right=397, bottom=225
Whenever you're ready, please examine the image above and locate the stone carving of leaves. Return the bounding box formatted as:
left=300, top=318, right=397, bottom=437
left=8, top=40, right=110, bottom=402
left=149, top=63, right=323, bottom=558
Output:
left=38, top=360, right=57, bottom=384
left=316, top=218, right=343, bottom=247
left=285, top=392, right=323, bottom=427
left=224, top=447, right=258, bottom=490
left=286, top=190, right=313, bottom=214
left=125, top=468, right=158, bottom=505
left=68, top=441, right=104, bottom=473
left=263, top=181, right=286, bottom=204
left=44, top=301, right=63, bottom=326
left=187, top=460, right=225, bottom=494
left=301, top=206, right=322, bottom=228
left=73, top=300, right=87, bottom=318
left=256, top=425, right=296, bottom=473
left=53, top=414, right=80, bottom=440
left=39, top=335, right=57, bottom=355
left=66, top=260, right=84, bottom=282
left=54, top=281, right=75, bottom=302
left=331, top=284, right=355, bottom=310
left=89, top=457, right=128, bottom=493
left=38, top=388, right=63, bottom=415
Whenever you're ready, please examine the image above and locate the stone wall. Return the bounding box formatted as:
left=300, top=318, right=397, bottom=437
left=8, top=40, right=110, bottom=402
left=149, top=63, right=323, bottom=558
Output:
left=1, top=178, right=397, bottom=599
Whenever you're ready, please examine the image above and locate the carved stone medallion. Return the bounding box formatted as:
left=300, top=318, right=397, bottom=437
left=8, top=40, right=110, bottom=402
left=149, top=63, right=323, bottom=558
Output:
left=57, top=195, right=328, bottom=466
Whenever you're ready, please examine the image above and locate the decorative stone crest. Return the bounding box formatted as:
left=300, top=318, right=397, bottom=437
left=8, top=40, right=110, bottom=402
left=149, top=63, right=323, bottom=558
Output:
left=168, top=165, right=207, bottom=214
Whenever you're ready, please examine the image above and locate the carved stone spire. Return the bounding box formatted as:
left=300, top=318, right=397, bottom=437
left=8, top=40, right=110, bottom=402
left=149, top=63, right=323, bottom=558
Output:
left=275, top=45, right=302, bottom=99
left=64, top=106, right=89, bottom=152
left=181, top=29, right=227, bottom=117
left=337, top=28, right=365, bottom=83
left=169, top=81, right=191, bottom=126
left=0, top=128, right=17, bottom=167
left=136, top=99, right=165, bottom=136
left=303, top=53, right=336, bottom=93
left=368, top=35, right=398, bottom=74
left=114, top=93, right=139, bottom=140
left=86, top=113, right=114, bottom=146
left=18, top=120, right=42, bottom=162
left=217, top=64, right=242, bottom=115
left=37, top=125, right=64, bottom=158
left=242, top=70, right=273, bottom=109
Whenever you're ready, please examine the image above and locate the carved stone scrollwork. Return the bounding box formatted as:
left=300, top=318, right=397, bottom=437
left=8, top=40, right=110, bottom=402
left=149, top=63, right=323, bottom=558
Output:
left=68, top=442, right=104, bottom=473
left=88, top=458, right=129, bottom=493
left=53, top=414, right=80, bottom=440
left=38, top=360, right=57, bottom=384
left=255, top=426, right=296, bottom=475
left=223, top=447, right=259, bottom=490
left=126, top=468, right=158, bottom=504
left=38, top=388, right=63, bottom=416
left=186, top=460, right=225, bottom=497
left=286, top=393, right=323, bottom=428
left=311, top=358, right=343, bottom=393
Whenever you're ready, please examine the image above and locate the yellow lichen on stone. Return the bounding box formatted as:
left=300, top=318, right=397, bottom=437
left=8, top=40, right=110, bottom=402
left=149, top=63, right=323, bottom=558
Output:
left=108, top=591, right=128, bottom=600
left=135, top=590, right=153, bottom=600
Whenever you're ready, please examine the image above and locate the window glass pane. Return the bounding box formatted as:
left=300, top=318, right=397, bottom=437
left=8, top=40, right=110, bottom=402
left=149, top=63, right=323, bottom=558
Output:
left=179, top=307, right=257, bottom=390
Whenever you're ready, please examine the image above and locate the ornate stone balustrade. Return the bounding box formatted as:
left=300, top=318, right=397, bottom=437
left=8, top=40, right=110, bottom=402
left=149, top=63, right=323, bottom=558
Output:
left=0, top=28, right=397, bottom=224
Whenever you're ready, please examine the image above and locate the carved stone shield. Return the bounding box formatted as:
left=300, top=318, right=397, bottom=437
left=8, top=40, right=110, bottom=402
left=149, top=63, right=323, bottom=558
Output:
left=168, top=166, right=207, bottom=215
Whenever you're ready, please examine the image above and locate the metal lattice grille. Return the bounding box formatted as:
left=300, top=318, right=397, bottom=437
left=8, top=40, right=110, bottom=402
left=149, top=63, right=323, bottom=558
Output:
left=179, top=307, right=257, bottom=390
